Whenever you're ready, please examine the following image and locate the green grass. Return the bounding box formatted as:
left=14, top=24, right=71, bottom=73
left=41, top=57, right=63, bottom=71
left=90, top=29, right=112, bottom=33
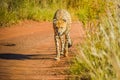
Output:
left=69, top=0, right=120, bottom=80
left=0, top=0, right=105, bottom=27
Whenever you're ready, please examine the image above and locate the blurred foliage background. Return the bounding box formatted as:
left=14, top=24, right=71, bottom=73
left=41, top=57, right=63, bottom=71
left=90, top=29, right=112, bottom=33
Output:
left=0, top=0, right=105, bottom=26
left=69, top=0, right=120, bottom=80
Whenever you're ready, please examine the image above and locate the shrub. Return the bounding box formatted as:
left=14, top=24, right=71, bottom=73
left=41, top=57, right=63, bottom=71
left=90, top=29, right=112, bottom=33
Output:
left=0, top=0, right=106, bottom=27
left=70, top=0, right=120, bottom=80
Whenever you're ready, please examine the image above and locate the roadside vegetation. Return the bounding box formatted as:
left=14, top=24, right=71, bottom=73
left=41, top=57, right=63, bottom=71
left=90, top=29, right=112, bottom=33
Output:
left=0, top=0, right=105, bottom=27
left=69, top=0, right=120, bottom=80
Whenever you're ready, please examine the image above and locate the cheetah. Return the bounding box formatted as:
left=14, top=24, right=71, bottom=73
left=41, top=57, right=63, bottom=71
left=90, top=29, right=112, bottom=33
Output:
left=53, top=9, right=72, bottom=61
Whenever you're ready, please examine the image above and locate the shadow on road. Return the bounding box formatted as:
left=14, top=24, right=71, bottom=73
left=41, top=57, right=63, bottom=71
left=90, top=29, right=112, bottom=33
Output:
left=0, top=53, right=55, bottom=60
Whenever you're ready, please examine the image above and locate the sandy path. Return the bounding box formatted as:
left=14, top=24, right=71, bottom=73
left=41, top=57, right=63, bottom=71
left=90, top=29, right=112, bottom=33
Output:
left=0, top=20, right=84, bottom=80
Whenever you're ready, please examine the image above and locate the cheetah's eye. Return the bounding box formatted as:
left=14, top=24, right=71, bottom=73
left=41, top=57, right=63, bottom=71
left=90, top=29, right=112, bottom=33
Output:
left=63, top=19, right=66, bottom=22
left=61, top=27, right=64, bottom=29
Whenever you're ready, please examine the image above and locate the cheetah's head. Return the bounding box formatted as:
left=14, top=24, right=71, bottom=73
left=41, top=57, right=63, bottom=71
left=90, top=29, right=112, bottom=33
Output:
left=53, top=19, right=67, bottom=36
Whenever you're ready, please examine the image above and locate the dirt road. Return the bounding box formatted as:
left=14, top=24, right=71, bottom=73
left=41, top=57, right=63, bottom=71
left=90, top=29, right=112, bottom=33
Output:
left=0, top=20, right=84, bottom=80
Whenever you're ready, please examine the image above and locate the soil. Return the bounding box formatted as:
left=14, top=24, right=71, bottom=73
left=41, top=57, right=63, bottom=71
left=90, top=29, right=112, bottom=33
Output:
left=0, top=20, right=84, bottom=80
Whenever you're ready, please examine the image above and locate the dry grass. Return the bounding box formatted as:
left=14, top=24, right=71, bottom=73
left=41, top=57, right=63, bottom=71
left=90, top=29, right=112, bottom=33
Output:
left=0, top=0, right=105, bottom=27
left=70, top=0, right=120, bottom=80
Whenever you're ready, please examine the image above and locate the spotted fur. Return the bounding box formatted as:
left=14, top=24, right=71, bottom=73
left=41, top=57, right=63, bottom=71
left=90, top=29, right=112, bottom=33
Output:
left=53, top=9, right=72, bottom=60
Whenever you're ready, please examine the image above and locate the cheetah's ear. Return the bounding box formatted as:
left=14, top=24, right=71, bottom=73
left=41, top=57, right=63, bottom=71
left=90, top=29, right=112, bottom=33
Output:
left=53, top=19, right=57, bottom=23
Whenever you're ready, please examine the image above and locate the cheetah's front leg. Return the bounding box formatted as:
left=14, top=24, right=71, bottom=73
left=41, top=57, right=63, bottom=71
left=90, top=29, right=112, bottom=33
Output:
left=64, top=34, right=69, bottom=57
left=60, top=36, right=65, bottom=55
left=54, top=35, right=60, bottom=60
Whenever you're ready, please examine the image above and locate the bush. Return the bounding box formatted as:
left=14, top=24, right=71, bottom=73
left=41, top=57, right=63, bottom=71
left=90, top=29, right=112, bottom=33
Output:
left=70, top=0, right=120, bottom=80
left=0, top=0, right=106, bottom=27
